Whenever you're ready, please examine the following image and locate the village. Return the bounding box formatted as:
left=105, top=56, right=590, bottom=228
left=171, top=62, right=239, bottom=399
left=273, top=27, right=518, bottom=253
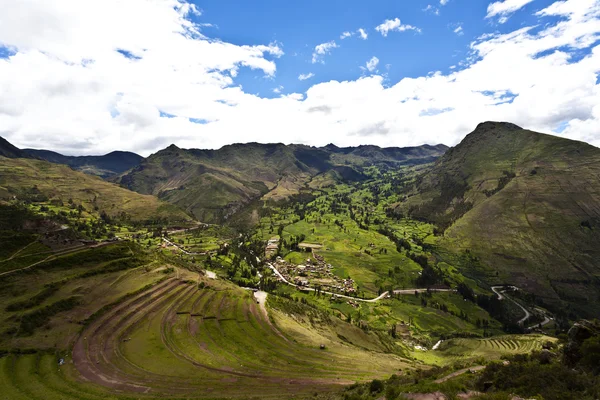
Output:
left=266, top=237, right=358, bottom=297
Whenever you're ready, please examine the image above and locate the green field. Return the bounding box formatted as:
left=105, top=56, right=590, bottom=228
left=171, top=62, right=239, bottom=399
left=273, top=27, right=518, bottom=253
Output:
left=413, top=334, right=556, bottom=366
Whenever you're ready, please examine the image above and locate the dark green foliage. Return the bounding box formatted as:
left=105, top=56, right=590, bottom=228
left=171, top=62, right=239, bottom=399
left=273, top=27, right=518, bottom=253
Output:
left=5, top=284, right=60, bottom=312
left=408, top=174, right=473, bottom=232
left=580, top=336, right=600, bottom=373
left=369, top=379, right=384, bottom=393
left=483, top=170, right=516, bottom=197
left=77, top=255, right=149, bottom=278
left=35, top=242, right=137, bottom=272
left=477, top=352, right=600, bottom=400
left=0, top=204, right=41, bottom=231
left=16, top=296, right=82, bottom=336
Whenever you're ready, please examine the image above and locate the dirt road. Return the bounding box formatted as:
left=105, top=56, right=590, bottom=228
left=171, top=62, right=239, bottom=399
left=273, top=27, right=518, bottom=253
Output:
left=434, top=365, right=486, bottom=384
left=267, top=263, right=454, bottom=303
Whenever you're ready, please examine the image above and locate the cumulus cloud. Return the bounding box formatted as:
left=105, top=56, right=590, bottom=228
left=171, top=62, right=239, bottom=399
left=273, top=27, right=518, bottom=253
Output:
left=486, top=0, right=535, bottom=23
left=358, top=28, right=368, bottom=40
left=298, top=72, right=315, bottom=81
left=0, top=0, right=599, bottom=155
left=340, top=31, right=353, bottom=39
left=375, top=18, right=421, bottom=37
left=311, top=41, right=338, bottom=63
left=440, top=0, right=450, bottom=5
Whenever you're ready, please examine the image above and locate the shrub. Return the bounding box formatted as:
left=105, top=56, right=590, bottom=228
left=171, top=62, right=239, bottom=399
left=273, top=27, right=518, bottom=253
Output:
left=369, top=379, right=384, bottom=393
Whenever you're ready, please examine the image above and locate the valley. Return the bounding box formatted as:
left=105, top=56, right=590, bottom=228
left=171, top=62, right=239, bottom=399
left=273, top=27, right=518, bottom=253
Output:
left=0, top=123, right=598, bottom=399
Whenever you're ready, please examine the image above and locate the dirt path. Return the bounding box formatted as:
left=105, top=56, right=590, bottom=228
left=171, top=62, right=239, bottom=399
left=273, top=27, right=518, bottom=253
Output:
left=3, top=239, right=38, bottom=261
left=254, top=291, right=268, bottom=317
left=0, top=242, right=113, bottom=277
left=434, top=365, right=485, bottom=384
left=267, top=263, right=454, bottom=303
left=162, top=236, right=207, bottom=256
left=205, top=270, right=217, bottom=279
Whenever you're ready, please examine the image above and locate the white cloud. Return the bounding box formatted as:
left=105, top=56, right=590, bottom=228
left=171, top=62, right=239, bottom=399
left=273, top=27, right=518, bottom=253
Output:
left=376, top=18, right=421, bottom=37
left=486, top=0, right=535, bottom=23
left=453, top=24, right=464, bottom=36
left=0, top=0, right=599, bottom=155
left=312, top=41, right=338, bottom=63
left=298, top=72, right=315, bottom=81
left=365, top=56, right=380, bottom=72
left=424, top=5, right=441, bottom=15
left=440, top=0, right=450, bottom=5
left=340, top=28, right=368, bottom=40
left=273, top=85, right=284, bottom=94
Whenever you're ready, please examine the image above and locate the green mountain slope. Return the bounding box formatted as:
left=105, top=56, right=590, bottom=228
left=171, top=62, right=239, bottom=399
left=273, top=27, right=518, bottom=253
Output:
left=117, top=142, right=448, bottom=223
left=0, top=156, right=192, bottom=223
left=403, top=122, right=600, bottom=317
left=24, top=149, right=144, bottom=178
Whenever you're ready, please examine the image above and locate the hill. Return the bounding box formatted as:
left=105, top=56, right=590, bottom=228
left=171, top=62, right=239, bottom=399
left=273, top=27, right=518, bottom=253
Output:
left=117, top=142, right=448, bottom=223
left=401, top=122, right=600, bottom=317
left=23, top=149, right=143, bottom=178
left=0, top=156, right=192, bottom=223
left=0, top=136, right=31, bottom=159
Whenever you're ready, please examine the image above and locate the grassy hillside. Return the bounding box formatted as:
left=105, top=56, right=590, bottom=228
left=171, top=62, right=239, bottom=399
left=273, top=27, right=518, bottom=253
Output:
left=0, top=157, right=192, bottom=223
left=117, top=142, right=447, bottom=223
left=401, top=122, right=600, bottom=317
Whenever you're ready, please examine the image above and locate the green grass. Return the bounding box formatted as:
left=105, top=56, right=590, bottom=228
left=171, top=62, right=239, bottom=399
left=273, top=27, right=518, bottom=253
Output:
left=0, top=157, right=192, bottom=223
left=281, top=216, right=423, bottom=296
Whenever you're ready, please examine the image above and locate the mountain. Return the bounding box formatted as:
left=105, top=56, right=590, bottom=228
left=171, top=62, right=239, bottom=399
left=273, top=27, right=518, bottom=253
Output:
left=0, top=156, right=192, bottom=223
left=117, top=142, right=448, bottom=223
left=401, top=122, right=600, bottom=317
left=24, top=149, right=143, bottom=178
left=0, top=136, right=31, bottom=159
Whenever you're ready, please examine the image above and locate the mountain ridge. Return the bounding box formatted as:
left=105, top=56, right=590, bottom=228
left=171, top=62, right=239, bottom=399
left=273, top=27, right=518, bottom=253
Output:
left=116, top=141, right=449, bottom=223
left=23, top=148, right=144, bottom=178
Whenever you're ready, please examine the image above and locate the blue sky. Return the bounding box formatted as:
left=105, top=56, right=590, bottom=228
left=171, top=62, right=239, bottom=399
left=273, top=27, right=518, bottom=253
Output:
left=193, top=0, right=554, bottom=96
left=0, top=0, right=598, bottom=155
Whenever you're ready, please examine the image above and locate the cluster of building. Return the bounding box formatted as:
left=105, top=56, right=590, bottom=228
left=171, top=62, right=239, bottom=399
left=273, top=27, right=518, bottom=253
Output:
left=265, top=237, right=279, bottom=258
left=271, top=252, right=357, bottom=295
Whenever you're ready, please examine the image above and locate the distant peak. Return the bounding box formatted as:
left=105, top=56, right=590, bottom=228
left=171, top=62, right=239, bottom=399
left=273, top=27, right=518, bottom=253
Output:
left=166, top=144, right=180, bottom=150
left=475, top=121, right=523, bottom=132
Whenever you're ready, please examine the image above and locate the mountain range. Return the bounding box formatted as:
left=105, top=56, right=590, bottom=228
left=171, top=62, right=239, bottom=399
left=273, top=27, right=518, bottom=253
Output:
left=0, top=137, right=143, bottom=178
left=115, top=142, right=448, bottom=223
left=23, top=149, right=143, bottom=178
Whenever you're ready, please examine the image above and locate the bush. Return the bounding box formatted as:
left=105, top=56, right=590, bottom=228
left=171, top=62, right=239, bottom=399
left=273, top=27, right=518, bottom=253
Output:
left=17, top=296, right=82, bottom=336
left=369, top=379, right=384, bottom=393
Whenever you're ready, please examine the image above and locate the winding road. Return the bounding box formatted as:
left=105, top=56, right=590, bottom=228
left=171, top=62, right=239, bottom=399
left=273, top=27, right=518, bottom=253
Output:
left=266, top=263, right=454, bottom=303
left=491, top=286, right=552, bottom=328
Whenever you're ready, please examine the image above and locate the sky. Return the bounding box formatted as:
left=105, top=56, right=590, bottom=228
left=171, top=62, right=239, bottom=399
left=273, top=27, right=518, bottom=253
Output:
left=0, top=0, right=599, bottom=156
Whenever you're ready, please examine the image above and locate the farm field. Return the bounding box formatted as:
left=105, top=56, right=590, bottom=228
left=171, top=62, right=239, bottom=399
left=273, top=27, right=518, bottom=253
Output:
left=0, top=273, right=414, bottom=399
left=413, top=334, right=556, bottom=366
